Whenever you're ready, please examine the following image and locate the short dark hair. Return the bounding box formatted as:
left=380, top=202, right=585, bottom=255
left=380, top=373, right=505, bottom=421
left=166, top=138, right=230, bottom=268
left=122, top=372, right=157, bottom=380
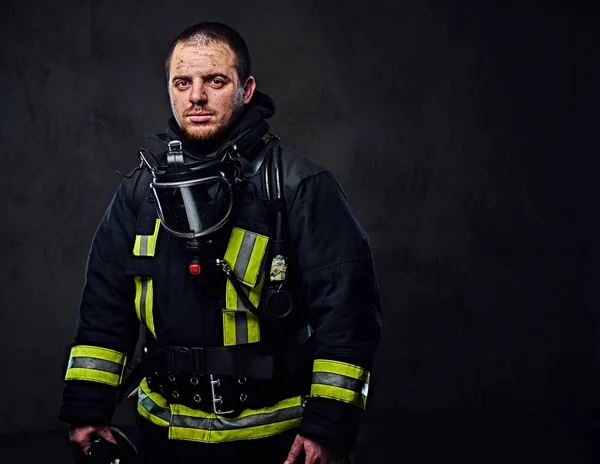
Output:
left=165, top=22, right=251, bottom=85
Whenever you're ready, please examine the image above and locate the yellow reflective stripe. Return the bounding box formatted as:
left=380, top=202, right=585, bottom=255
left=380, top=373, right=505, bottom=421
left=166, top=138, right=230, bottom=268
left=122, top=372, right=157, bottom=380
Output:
left=222, top=228, right=269, bottom=346
left=224, top=227, right=244, bottom=278
left=133, top=220, right=160, bottom=257
left=133, top=219, right=160, bottom=339
left=65, top=346, right=127, bottom=386
left=224, top=227, right=269, bottom=287
left=172, top=394, right=301, bottom=419
left=310, top=384, right=367, bottom=409
left=225, top=275, right=238, bottom=310
left=243, top=235, right=269, bottom=285
left=65, top=368, right=122, bottom=387
left=311, top=360, right=370, bottom=409
left=169, top=396, right=303, bottom=443
left=222, top=309, right=236, bottom=346
left=313, top=359, right=371, bottom=383
left=312, top=372, right=368, bottom=396
left=134, top=276, right=143, bottom=322
left=69, top=346, right=127, bottom=364
left=146, top=220, right=160, bottom=255
left=223, top=275, right=264, bottom=345
left=145, top=279, right=156, bottom=336
left=137, top=379, right=303, bottom=443
left=171, top=417, right=302, bottom=442
left=138, top=378, right=303, bottom=443
left=137, top=378, right=171, bottom=427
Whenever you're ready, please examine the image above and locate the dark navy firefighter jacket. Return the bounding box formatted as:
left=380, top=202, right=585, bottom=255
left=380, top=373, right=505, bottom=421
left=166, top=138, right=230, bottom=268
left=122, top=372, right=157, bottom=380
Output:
left=59, top=94, right=382, bottom=453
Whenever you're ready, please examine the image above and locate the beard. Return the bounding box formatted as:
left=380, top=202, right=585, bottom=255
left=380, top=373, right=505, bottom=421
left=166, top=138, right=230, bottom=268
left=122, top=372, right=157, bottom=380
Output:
left=178, top=93, right=245, bottom=144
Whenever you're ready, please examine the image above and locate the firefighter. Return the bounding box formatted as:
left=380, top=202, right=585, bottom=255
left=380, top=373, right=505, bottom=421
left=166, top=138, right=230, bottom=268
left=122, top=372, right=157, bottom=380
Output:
left=60, top=21, right=382, bottom=464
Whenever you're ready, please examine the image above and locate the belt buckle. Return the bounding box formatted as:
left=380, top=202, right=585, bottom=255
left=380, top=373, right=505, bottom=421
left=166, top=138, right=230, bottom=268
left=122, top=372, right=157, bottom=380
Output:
left=209, top=374, right=236, bottom=415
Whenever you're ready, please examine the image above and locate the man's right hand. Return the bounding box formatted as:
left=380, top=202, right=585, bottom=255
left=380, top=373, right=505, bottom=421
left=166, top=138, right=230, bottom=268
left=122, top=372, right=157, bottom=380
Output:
left=69, top=425, right=118, bottom=455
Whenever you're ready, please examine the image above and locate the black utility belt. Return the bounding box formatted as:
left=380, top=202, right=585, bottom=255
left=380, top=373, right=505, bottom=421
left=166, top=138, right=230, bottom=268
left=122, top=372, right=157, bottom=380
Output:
left=119, top=344, right=313, bottom=416
left=145, top=372, right=302, bottom=416
left=119, top=346, right=275, bottom=404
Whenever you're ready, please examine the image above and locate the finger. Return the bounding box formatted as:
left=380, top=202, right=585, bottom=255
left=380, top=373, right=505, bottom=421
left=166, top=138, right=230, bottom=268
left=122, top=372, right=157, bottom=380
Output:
left=301, top=440, right=321, bottom=464
left=284, top=434, right=305, bottom=464
left=304, top=446, right=321, bottom=464
left=96, top=426, right=118, bottom=445
left=75, top=433, right=93, bottom=454
left=69, top=427, right=93, bottom=453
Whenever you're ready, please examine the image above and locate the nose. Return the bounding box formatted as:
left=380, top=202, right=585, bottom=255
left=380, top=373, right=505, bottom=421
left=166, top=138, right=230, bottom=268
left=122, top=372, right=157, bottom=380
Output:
left=189, top=82, right=207, bottom=105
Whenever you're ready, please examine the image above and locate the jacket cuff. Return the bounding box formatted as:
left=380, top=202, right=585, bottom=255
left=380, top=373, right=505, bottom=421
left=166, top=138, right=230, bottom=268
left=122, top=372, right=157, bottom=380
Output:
left=58, top=381, right=117, bottom=426
left=299, top=396, right=363, bottom=454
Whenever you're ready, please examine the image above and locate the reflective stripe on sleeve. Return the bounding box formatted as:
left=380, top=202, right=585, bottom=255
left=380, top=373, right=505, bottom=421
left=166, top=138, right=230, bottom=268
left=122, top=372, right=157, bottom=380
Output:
left=310, top=359, right=370, bottom=409
left=133, top=219, right=160, bottom=339
left=64, top=345, right=127, bottom=387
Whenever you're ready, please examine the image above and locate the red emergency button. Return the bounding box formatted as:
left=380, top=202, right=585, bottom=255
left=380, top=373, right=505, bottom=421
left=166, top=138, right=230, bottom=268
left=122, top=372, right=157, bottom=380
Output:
left=189, top=263, right=201, bottom=275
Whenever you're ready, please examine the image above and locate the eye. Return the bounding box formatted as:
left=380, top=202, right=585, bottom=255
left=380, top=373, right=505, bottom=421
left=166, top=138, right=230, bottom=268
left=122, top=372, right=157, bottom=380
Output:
left=175, top=80, right=191, bottom=89
left=209, top=78, right=225, bottom=87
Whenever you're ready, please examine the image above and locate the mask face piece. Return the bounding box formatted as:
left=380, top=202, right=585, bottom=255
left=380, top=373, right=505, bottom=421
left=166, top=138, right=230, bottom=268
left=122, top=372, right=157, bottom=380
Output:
left=153, top=175, right=233, bottom=238
left=138, top=140, right=238, bottom=239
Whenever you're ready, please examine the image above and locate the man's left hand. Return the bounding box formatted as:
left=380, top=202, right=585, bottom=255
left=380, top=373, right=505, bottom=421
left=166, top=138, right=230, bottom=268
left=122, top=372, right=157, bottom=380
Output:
left=284, top=434, right=344, bottom=464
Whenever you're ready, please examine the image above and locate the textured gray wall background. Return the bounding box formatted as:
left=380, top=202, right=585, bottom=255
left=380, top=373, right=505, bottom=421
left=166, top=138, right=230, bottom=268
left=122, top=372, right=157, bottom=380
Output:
left=0, top=1, right=598, bottom=434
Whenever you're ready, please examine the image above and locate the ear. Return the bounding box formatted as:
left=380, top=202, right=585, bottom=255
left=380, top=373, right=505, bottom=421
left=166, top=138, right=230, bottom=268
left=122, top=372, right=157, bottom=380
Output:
left=242, top=76, right=257, bottom=104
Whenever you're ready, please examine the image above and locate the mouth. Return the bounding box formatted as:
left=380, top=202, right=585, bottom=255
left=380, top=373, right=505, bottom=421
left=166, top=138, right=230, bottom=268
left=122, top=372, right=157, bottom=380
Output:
left=187, top=113, right=213, bottom=123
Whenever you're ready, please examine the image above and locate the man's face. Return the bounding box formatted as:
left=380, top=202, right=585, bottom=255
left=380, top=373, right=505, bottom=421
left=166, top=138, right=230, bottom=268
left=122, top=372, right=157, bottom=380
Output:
left=168, top=40, right=255, bottom=142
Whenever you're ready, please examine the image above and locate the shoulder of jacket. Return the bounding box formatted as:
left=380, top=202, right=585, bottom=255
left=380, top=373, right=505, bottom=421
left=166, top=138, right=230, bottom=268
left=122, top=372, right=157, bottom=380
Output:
left=120, top=147, right=166, bottom=210
left=279, top=146, right=329, bottom=204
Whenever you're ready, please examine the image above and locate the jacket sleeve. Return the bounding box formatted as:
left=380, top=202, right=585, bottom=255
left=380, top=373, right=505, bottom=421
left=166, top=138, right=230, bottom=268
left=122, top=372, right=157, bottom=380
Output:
left=59, top=181, right=140, bottom=426
left=286, top=170, right=383, bottom=453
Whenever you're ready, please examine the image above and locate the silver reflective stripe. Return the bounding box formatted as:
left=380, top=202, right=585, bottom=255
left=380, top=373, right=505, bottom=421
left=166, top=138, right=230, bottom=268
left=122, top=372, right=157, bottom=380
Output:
left=235, top=284, right=252, bottom=344
left=139, top=388, right=172, bottom=423
left=235, top=311, right=248, bottom=344
left=139, top=235, right=148, bottom=255
left=171, top=405, right=303, bottom=431
left=233, top=232, right=257, bottom=280
left=312, top=372, right=367, bottom=394
left=68, top=357, right=123, bottom=375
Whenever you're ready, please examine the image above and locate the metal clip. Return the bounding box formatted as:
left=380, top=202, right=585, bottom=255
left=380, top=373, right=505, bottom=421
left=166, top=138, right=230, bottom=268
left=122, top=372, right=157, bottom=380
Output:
left=168, top=140, right=182, bottom=152
left=209, top=374, right=235, bottom=415
left=215, top=258, right=231, bottom=274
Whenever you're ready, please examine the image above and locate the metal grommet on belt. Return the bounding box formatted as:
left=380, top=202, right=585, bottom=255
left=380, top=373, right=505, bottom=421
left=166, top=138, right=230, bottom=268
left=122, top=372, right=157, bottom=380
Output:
left=172, top=390, right=179, bottom=399
left=168, top=374, right=176, bottom=383
left=193, top=394, right=202, bottom=403
left=190, top=376, right=199, bottom=386
left=237, top=377, right=247, bottom=385
left=240, top=393, right=248, bottom=403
